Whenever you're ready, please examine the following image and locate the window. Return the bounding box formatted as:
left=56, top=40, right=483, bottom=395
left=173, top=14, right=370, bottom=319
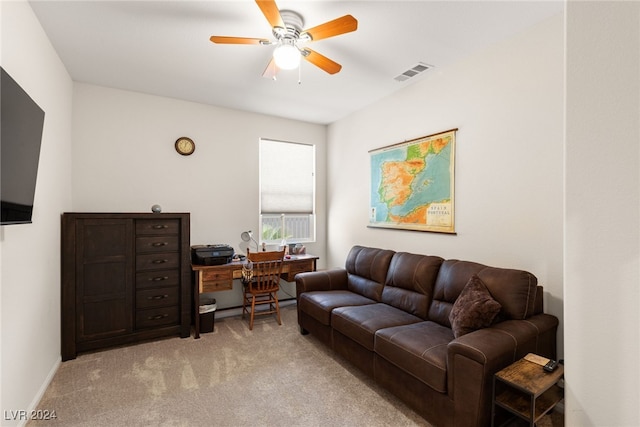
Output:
left=259, top=138, right=315, bottom=244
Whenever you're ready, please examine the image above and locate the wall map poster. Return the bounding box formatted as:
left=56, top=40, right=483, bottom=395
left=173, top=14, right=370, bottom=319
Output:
left=369, top=129, right=456, bottom=233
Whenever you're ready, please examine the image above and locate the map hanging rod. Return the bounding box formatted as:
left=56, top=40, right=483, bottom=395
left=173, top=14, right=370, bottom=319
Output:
left=368, top=128, right=458, bottom=153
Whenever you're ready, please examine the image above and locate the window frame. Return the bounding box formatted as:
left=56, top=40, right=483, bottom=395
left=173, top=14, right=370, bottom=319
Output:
left=258, top=138, right=316, bottom=245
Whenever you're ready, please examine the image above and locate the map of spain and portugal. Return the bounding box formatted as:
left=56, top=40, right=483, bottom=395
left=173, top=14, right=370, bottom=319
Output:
left=369, top=129, right=456, bottom=233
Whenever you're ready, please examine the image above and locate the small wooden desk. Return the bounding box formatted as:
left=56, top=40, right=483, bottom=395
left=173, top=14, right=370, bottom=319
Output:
left=191, top=254, right=318, bottom=338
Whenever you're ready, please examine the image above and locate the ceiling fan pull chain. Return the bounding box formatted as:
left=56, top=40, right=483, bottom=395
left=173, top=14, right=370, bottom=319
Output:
left=298, top=63, right=302, bottom=85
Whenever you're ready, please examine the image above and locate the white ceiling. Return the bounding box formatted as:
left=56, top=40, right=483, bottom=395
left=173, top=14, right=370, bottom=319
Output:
left=29, top=1, right=564, bottom=125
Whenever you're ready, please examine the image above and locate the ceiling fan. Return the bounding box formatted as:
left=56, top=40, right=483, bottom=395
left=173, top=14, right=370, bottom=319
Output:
left=209, top=0, right=358, bottom=79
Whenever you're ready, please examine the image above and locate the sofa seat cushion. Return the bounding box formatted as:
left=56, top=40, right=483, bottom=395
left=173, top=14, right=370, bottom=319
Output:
left=375, top=321, right=453, bottom=393
left=332, top=303, right=423, bottom=351
left=298, top=290, right=376, bottom=326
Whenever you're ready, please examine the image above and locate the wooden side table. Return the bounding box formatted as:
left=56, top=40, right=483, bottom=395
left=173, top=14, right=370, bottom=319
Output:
left=492, top=356, right=564, bottom=426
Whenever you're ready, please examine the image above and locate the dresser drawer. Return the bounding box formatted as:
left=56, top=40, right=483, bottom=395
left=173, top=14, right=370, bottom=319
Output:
left=136, top=269, right=180, bottom=289
left=136, top=252, right=180, bottom=271
left=136, top=287, right=179, bottom=310
left=135, top=219, right=179, bottom=235
left=136, top=236, right=179, bottom=253
left=136, top=306, right=179, bottom=329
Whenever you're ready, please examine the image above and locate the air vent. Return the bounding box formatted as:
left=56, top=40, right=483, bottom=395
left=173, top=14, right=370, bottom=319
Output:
left=394, top=62, right=432, bottom=82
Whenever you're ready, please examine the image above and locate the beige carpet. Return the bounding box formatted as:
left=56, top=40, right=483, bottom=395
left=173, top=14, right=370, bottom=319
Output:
left=29, top=305, right=563, bottom=426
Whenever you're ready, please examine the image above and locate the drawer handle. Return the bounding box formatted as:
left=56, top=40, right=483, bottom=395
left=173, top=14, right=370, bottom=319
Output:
left=148, top=314, right=169, bottom=320
left=150, top=276, right=169, bottom=281
left=152, top=242, right=168, bottom=247
left=152, top=259, right=168, bottom=264
left=147, top=294, right=169, bottom=300
left=152, top=225, right=168, bottom=229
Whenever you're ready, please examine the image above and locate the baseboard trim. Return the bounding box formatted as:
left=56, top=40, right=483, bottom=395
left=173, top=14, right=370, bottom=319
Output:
left=20, top=356, right=61, bottom=427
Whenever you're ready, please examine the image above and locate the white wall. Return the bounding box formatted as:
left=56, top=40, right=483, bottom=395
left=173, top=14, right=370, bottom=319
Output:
left=565, top=2, right=640, bottom=425
left=5, top=3, right=638, bottom=426
left=71, top=84, right=327, bottom=309
left=327, top=15, right=564, bottom=352
left=0, top=1, right=73, bottom=423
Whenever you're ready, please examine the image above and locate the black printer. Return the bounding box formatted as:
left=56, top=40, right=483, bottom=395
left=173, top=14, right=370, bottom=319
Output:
left=191, top=244, right=234, bottom=266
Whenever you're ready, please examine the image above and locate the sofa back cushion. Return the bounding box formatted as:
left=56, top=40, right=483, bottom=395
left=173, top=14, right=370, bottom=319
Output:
left=382, top=252, right=444, bottom=319
left=429, top=259, right=538, bottom=327
left=477, top=266, right=538, bottom=320
left=345, top=246, right=395, bottom=301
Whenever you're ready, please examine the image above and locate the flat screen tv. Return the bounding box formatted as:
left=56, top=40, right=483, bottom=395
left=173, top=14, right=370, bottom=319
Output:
left=1, top=67, right=45, bottom=225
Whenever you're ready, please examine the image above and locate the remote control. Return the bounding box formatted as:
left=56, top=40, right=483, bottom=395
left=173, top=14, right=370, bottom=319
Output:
left=543, top=359, right=559, bottom=372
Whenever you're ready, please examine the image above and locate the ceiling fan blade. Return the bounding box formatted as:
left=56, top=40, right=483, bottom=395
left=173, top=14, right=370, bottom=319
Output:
left=302, top=15, right=358, bottom=42
left=255, top=0, right=284, bottom=29
left=302, top=49, right=342, bottom=75
left=210, top=36, right=268, bottom=45
left=262, top=58, right=280, bottom=79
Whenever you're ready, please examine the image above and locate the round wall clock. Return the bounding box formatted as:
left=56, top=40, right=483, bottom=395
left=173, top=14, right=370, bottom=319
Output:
left=175, top=137, right=195, bottom=156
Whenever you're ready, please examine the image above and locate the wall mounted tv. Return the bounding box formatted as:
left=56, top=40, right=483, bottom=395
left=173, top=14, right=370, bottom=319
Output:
left=1, top=67, right=45, bottom=225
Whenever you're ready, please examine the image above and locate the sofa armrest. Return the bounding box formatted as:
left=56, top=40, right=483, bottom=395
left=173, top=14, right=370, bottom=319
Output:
left=295, top=268, right=348, bottom=299
left=448, top=326, right=524, bottom=391
left=446, top=316, right=558, bottom=426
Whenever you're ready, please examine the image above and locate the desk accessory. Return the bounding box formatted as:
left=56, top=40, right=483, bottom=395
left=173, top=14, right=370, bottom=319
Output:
left=543, top=359, right=559, bottom=372
left=523, top=353, right=550, bottom=366
left=241, top=230, right=259, bottom=252
left=241, top=260, right=253, bottom=284
left=191, top=244, right=234, bottom=265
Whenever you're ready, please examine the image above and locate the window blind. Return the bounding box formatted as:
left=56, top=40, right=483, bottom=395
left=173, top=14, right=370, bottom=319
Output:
left=260, top=139, right=314, bottom=214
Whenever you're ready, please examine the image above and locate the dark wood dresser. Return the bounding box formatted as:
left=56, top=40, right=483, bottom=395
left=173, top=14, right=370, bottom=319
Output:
left=61, top=212, right=191, bottom=361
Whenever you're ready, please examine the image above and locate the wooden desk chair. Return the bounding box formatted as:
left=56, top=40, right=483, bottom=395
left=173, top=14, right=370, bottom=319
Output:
left=242, top=249, right=285, bottom=330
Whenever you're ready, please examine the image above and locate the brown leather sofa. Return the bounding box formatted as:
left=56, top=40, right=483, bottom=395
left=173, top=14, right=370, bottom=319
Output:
left=296, top=245, right=558, bottom=427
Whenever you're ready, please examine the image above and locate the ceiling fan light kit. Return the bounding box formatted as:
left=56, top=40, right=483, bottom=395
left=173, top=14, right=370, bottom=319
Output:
left=209, top=0, right=357, bottom=78
left=273, top=42, right=300, bottom=70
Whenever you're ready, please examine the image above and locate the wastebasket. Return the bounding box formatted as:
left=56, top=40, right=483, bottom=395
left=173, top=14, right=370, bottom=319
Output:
left=199, top=297, right=217, bottom=333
